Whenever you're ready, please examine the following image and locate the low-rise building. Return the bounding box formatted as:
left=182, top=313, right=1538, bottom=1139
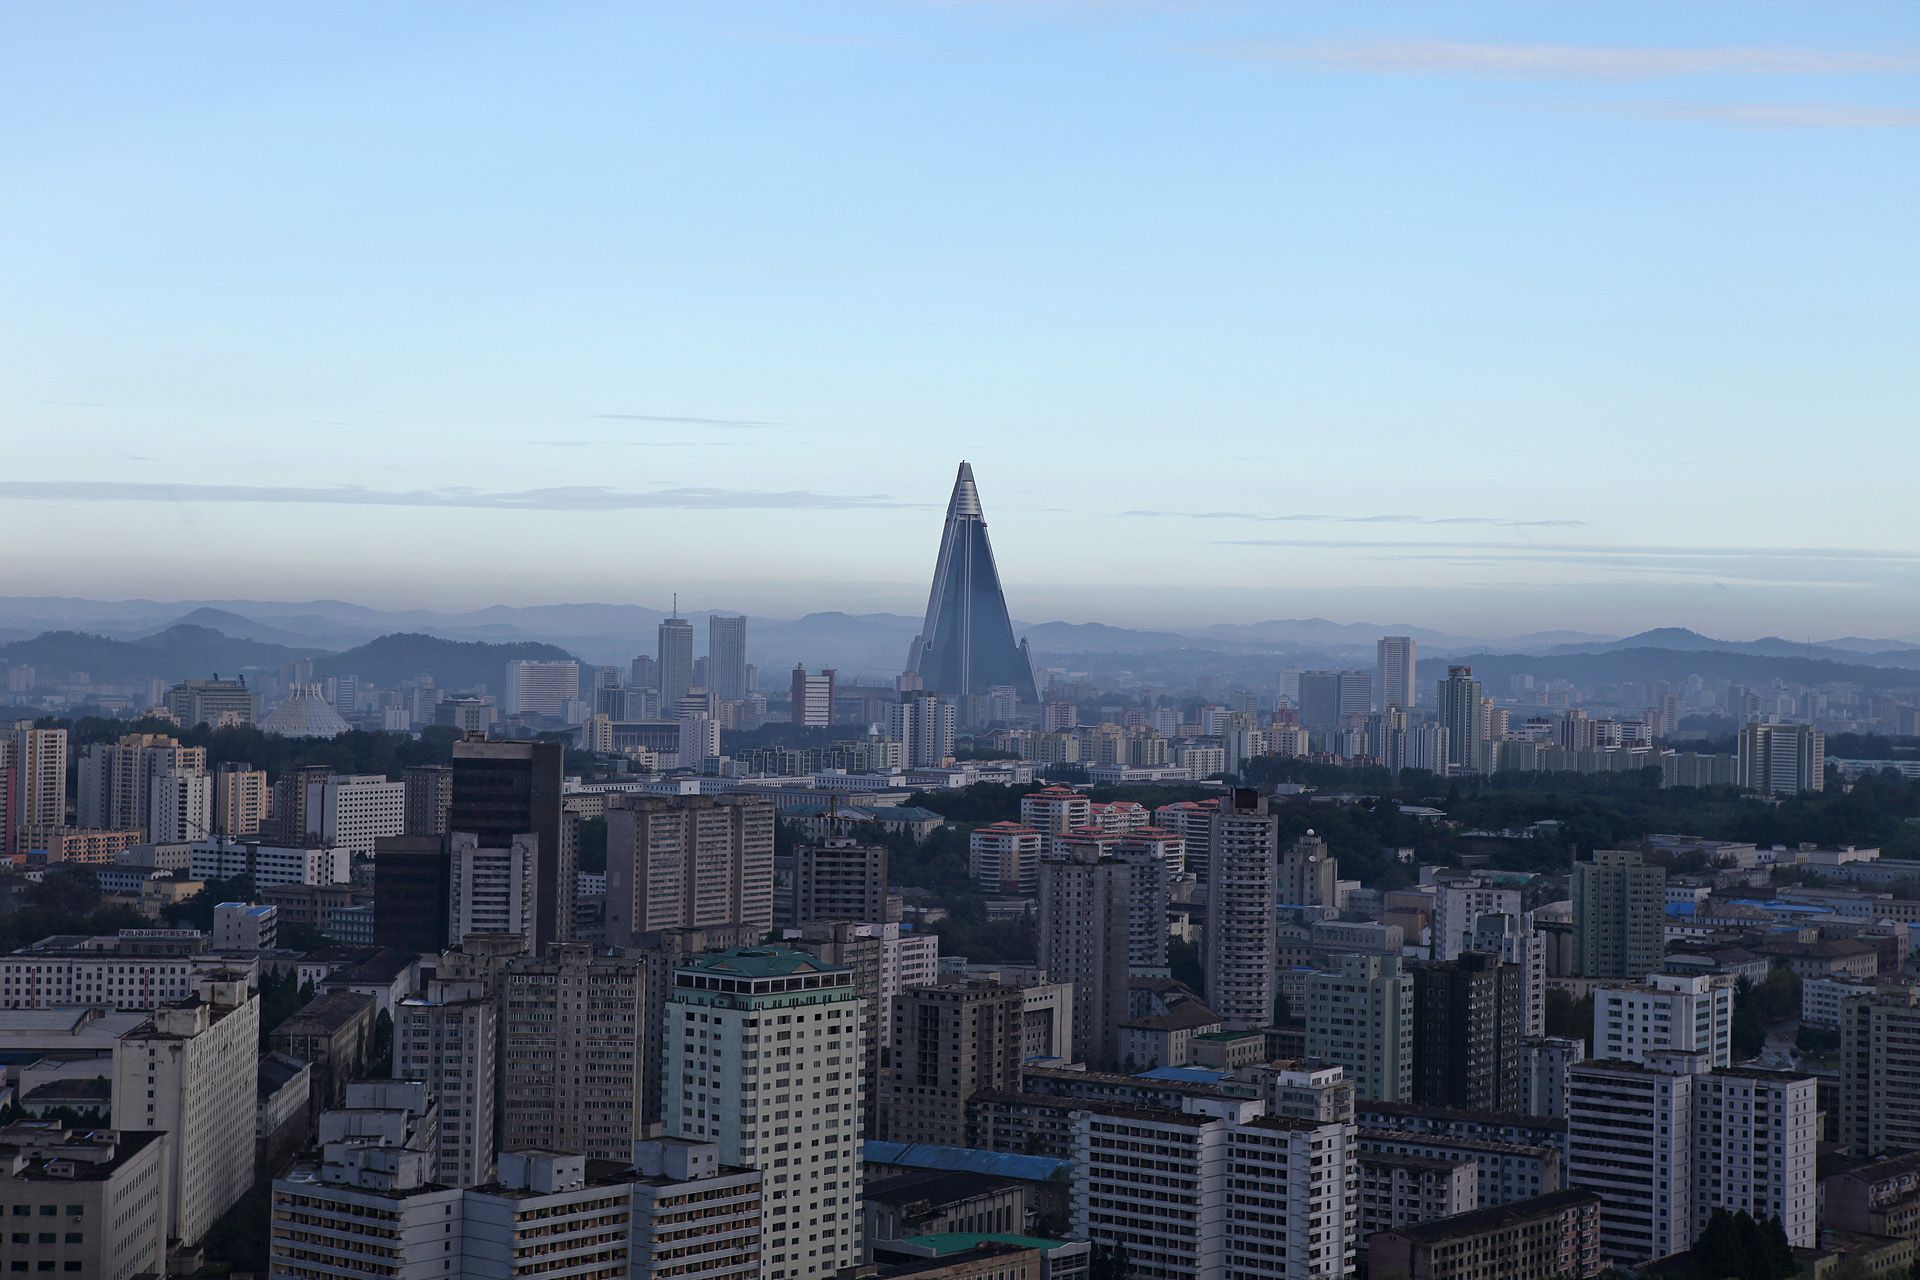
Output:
left=0, top=1122, right=170, bottom=1280
left=1368, top=1189, right=1605, bottom=1280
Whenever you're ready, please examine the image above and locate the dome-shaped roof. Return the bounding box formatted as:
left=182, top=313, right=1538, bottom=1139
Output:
left=261, top=684, right=352, bottom=738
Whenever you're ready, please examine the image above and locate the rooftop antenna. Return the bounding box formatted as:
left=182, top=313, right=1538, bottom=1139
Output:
left=673, top=592, right=679, bottom=620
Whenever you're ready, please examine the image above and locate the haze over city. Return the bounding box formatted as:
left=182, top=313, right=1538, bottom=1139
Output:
left=6, top=2, right=1919, bottom=634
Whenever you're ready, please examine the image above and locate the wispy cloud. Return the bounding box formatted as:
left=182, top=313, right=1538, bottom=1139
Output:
left=0, top=480, right=917, bottom=511
left=593, top=413, right=779, bottom=429
left=1217, top=536, right=1920, bottom=563
left=1123, top=510, right=1586, bottom=528
left=1623, top=101, right=1920, bottom=129
left=1215, top=39, right=1920, bottom=80
left=541, top=440, right=750, bottom=449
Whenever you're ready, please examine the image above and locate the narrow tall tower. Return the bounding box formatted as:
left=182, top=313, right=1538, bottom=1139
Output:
left=906, top=462, right=1039, bottom=704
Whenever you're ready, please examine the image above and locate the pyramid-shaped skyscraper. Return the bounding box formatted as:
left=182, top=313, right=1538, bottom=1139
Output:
left=905, top=461, right=1039, bottom=704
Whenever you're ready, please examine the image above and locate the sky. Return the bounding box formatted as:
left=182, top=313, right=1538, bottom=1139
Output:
left=2, top=1, right=1917, bottom=638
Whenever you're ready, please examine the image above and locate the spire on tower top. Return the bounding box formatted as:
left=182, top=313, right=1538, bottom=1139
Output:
left=948, top=460, right=983, bottom=520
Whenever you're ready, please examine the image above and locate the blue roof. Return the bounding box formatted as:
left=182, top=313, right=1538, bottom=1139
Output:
left=1666, top=901, right=1696, bottom=916
left=865, top=1140, right=1070, bottom=1184
left=1136, top=1066, right=1226, bottom=1083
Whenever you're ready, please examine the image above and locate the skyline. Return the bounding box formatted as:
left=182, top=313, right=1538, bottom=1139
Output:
left=5, top=2, right=1917, bottom=634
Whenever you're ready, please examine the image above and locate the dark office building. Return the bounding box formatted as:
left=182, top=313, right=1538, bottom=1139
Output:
left=449, top=738, right=572, bottom=951
left=373, top=834, right=451, bottom=952
left=402, top=764, right=452, bottom=836
left=1412, top=951, right=1528, bottom=1114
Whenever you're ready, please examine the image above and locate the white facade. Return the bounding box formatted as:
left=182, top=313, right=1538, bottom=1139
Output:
left=1305, top=955, right=1413, bottom=1103
left=110, top=977, right=260, bottom=1247
left=212, top=901, right=277, bottom=951
left=5, top=726, right=67, bottom=853
left=447, top=831, right=537, bottom=945
left=306, top=773, right=406, bottom=857
left=1594, top=973, right=1735, bottom=1068
left=189, top=838, right=351, bottom=888
left=664, top=950, right=863, bottom=1280
left=1071, top=1095, right=1357, bottom=1280
left=1020, top=788, right=1091, bottom=834
left=1, top=942, right=257, bottom=1011
left=1567, top=1051, right=1817, bottom=1265
left=504, top=659, right=582, bottom=719
left=148, top=769, right=213, bottom=843
left=970, top=824, right=1044, bottom=895
left=888, top=694, right=957, bottom=769
left=1522, top=1035, right=1586, bottom=1120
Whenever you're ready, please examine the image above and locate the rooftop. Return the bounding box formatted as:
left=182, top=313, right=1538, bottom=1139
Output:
left=1374, top=1189, right=1601, bottom=1244
left=864, top=1141, right=1072, bottom=1185
left=680, top=947, right=849, bottom=979
left=880, top=1244, right=1039, bottom=1279
left=273, top=990, right=375, bottom=1037
left=866, top=1170, right=1020, bottom=1211
left=897, top=1233, right=1074, bottom=1256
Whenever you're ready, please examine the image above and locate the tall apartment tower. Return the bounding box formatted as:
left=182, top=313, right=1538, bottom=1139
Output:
left=1567, top=1051, right=1816, bottom=1265
left=110, top=975, right=259, bottom=1247
left=1306, top=954, right=1415, bottom=1102
left=791, top=838, right=891, bottom=927
left=1435, top=666, right=1484, bottom=771
left=658, top=614, right=695, bottom=710
left=1839, top=984, right=1920, bottom=1157
left=1038, top=844, right=1132, bottom=1066
left=790, top=665, right=836, bottom=728
left=708, top=615, right=749, bottom=703
left=1573, top=850, right=1666, bottom=980
left=880, top=979, right=1026, bottom=1146
left=1594, top=973, right=1734, bottom=1068
left=1737, top=722, right=1826, bottom=795
left=604, top=795, right=776, bottom=946
left=210, top=761, right=269, bottom=838
left=500, top=943, right=646, bottom=1161
left=1411, top=952, right=1528, bottom=1113
left=402, top=764, right=452, bottom=835
left=396, top=974, right=498, bottom=1187
left=448, top=738, right=572, bottom=951
left=664, top=949, right=864, bottom=1280
left=76, top=733, right=207, bottom=833
left=1205, top=790, right=1279, bottom=1030
left=633, top=924, right=766, bottom=1126
left=1111, top=831, right=1174, bottom=972
left=888, top=690, right=956, bottom=767
left=5, top=724, right=66, bottom=853
left=446, top=830, right=538, bottom=944
left=1377, top=635, right=1417, bottom=710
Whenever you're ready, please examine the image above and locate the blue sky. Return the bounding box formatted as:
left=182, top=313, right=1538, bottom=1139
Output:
left=3, top=1, right=1916, bottom=637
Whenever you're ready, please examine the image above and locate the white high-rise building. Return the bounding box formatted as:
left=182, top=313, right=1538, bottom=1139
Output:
left=111, top=975, right=259, bottom=1247
left=708, top=615, right=750, bottom=704
left=1567, top=1051, right=1816, bottom=1265
left=77, top=733, right=208, bottom=834
left=1593, top=972, right=1735, bottom=1068
left=305, top=773, right=406, bottom=857
left=1522, top=1035, right=1586, bottom=1119
left=1071, top=1093, right=1358, bottom=1280
left=1306, top=954, right=1414, bottom=1103
left=969, top=823, right=1044, bottom=895
left=664, top=948, right=863, bottom=1280
left=888, top=691, right=957, bottom=768
left=504, top=659, right=582, bottom=719
left=1204, top=791, right=1278, bottom=1030
left=1376, top=636, right=1417, bottom=711
left=1737, top=722, right=1825, bottom=796
left=447, top=830, right=538, bottom=945
left=396, top=975, right=499, bottom=1187
left=148, top=768, right=214, bottom=843
left=5, top=724, right=66, bottom=854
left=659, top=616, right=695, bottom=710
left=676, top=713, right=720, bottom=767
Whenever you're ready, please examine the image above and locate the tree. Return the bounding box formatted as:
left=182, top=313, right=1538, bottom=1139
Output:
left=1168, top=937, right=1204, bottom=998
left=1731, top=978, right=1768, bottom=1061
left=1090, top=1243, right=1133, bottom=1280
left=1545, top=988, right=1593, bottom=1041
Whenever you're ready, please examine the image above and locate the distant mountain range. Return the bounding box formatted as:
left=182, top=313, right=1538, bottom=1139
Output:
left=3, top=597, right=1919, bottom=696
